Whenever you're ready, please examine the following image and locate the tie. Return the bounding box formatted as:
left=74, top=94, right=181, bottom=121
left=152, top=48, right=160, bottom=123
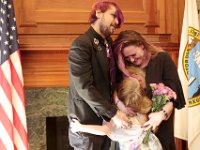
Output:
left=105, top=40, right=116, bottom=92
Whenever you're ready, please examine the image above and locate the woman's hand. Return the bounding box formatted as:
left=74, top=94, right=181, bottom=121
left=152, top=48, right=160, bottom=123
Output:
left=142, top=111, right=165, bottom=132
left=130, top=74, right=146, bottom=88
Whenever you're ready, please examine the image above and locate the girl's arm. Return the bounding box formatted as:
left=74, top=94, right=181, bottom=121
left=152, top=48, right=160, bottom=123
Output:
left=70, top=119, right=113, bottom=136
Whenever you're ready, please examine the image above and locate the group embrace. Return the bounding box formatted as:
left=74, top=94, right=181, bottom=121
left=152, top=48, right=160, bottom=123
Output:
left=68, top=1, right=185, bottom=150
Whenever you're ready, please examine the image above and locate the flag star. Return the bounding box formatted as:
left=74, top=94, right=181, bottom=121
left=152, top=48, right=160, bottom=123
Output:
left=8, top=4, right=12, bottom=9
left=2, top=9, right=5, bottom=14
left=9, top=35, right=13, bottom=40
left=3, top=0, right=7, bottom=5
left=7, top=14, right=10, bottom=18
left=4, top=40, right=9, bottom=45
left=6, top=32, right=9, bottom=35
left=0, top=18, right=4, bottom=24
left=11, top=26, right=15, bottom=30
left=0, top=27, right=2, bottom=32
left=0, top=8, right=3, bottom=13
left=3, top=50, right=7, bottom=55
left=9, top=45, right=12, bottom=49
left=0, top=37, right=1, bottom=41
left=13, top=17, right=16, bottom=22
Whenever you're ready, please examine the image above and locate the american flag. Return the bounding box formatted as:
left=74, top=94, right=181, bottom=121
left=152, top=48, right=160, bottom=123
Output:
left=0, top=0, right=29, bottom=150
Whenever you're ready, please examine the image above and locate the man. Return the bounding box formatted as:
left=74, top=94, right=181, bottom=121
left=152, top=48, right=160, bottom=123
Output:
left=68, top=1, right=129, bottom=150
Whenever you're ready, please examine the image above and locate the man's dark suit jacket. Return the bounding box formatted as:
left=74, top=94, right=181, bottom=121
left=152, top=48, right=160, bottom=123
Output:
left=68, top=27, right=117, bottom=125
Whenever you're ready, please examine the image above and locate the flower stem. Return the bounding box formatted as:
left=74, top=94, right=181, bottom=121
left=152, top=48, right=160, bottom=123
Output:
left=142, top=127, right=152, bottom=145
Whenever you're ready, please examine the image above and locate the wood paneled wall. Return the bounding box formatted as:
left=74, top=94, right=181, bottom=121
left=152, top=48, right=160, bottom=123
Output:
left=14, top=0, right=184, bottom=87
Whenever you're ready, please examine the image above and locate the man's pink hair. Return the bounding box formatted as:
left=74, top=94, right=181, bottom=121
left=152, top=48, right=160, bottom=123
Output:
left=89, top=0, right=124, bottom=28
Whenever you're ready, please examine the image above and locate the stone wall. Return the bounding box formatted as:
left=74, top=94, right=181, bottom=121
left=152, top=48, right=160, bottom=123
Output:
left=25, top=87, right=69, bottom=150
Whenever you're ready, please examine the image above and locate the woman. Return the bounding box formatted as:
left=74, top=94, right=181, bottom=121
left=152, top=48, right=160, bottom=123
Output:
left=113, top=30, right=185, bottom=150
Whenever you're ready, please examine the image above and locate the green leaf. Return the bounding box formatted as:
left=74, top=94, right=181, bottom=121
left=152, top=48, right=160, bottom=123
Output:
left=142, top=128, right=152, bottom=145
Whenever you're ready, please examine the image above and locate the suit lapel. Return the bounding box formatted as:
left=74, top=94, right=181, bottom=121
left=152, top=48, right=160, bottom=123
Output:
left=86, top=28, right=109, bottom=83
left=92, top=38, right=109, bottom=79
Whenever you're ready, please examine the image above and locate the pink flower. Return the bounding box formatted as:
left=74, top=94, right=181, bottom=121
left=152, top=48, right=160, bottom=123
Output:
left=150, top=83, right=177, bottom=100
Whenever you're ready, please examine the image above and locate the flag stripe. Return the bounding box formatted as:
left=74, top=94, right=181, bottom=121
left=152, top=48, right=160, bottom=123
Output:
left=0, top=121, right=14, bottom=150
left=0, top=137, right=7, bottom=150
left=0, top=66, right=12, bottom=103
left=10, top=52, right=25, bottom=107
left=14, top=127, right=26, bottom=150
left=0, top=86, right=13, bottom=121
left=14, top=145, right=18, bottom=150
left=11, top=50, right=23, bottom=84
left=10, top=51, right=28, bottom=149
left=13, top=108, right=28, bottom=149
left=12, top=87, right=27, bottom=130
left=0, top=104, right=13, bottom=141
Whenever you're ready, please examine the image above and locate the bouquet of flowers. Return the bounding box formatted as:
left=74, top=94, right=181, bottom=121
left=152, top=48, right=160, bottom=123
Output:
left=142, top=83, right=177, bottom=144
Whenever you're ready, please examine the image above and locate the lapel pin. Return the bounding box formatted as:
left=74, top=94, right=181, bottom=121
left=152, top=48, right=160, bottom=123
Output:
left=97, top=46, right=102, bottom=51
left=94, top=38, right=99, bottom=45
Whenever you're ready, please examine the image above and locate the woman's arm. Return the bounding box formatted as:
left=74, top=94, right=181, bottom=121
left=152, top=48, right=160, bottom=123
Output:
left=113, top=90, right=136, bottom=116
left=70, top=119, right=113, bottom=136
left=113, top=91, right=126, bottom=112
left=161, top=101, right=174, bottom=120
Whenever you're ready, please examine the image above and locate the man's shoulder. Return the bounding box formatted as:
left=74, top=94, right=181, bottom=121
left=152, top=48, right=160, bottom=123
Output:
left=72, top=33, right=92, bottom=46
left=74, top=33, right=90, bottom=42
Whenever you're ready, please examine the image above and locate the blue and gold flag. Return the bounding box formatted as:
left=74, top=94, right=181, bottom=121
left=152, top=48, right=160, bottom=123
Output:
left=174, top=0, right=200, bottom=149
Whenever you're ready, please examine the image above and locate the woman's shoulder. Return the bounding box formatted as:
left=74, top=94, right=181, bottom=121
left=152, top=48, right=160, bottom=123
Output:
left=152, top=51, right=171, bottom=62
left=156, top=51, right=170, bottom=58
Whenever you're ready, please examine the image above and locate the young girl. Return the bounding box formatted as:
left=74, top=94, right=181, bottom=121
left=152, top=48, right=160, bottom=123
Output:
left=70, top=75, right=163, bottom=150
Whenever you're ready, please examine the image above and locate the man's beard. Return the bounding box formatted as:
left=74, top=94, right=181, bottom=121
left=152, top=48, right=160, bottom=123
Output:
left=99, top=23, right=112, bottom=38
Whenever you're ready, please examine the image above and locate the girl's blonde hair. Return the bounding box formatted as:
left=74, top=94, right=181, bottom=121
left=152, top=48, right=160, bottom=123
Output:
left=116, top=77, right=152, bottom=114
